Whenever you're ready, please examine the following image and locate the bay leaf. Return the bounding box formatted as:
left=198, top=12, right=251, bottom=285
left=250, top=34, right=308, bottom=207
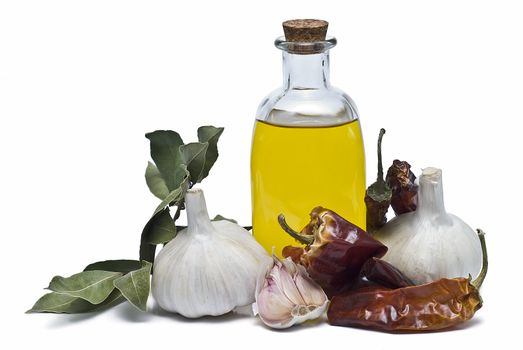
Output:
left=172, top=163, right=190, bottom=196
left=145, top=130, right=185, bottom=191
left=153, top=165, right=189, bottom=216
left=140, top=207, right=177, bottom=263
left=212, top=214, right=238, bottom=224
left=146, top=207, right=176, bottom=244
left=113, top=261, right=152, bottom=312
left=47, top=270, right=122, bottom=304
left=180, top=142, right=208, bottom=184
left=84, top=260, right=142, bottom=273
left=145, top=161, right=170, bottom=200
left=27, top=289, right=124, bottom=314
left=153, top=186, right=184, bottom=217
left=197, top=126, right=224, bottom=180
left=139, top=212, right=160, bottom=263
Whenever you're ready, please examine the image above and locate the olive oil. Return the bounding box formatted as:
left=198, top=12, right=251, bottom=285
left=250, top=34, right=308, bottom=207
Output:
left=251, top=119, right=366, bottom=256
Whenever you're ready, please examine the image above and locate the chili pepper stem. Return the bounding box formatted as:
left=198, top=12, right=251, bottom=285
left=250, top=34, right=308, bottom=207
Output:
left=366, top=128, right=391, bottom=201
left=376, top=128, right=386, bottom=187
left=278, top=214, right=314, bottom=245
left=471, top=229, right=488, bottom=290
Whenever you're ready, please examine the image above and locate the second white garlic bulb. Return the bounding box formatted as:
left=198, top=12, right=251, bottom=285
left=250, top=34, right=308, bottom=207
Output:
left=374, top=167, right=483, bottom=284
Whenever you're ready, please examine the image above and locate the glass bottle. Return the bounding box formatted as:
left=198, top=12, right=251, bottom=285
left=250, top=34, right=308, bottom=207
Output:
left=251, top=19, right=366, bottom=256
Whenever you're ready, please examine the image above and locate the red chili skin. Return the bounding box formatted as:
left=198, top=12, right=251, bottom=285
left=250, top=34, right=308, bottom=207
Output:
left=282, top=207, right=387, bottom=297
left=328, top=277, right=482, bottom=332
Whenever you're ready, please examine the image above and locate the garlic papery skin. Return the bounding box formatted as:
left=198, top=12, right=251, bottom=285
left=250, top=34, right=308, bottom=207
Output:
left=151, top=188, right=271, bottom=318
left=253, top=255, right=328, bottom=329
left=373, top=167, right=483, bottom=285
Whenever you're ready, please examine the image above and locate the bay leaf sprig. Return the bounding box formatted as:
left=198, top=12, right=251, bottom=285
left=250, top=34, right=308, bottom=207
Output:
left=140, top=126, right=224, bottom=264
left=145, top=126, right=224, bottom=193
left=29, top=126, right=225, bottom=314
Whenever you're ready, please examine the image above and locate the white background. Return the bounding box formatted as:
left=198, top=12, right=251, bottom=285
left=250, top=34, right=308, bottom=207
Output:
left=1, top=0, right=521, bottom=348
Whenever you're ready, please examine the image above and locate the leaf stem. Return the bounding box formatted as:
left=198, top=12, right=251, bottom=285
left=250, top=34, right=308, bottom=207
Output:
left=471, top=229, right=488, bottom=290
left=278, top=214, right=314, bottom=245
left=173, top=201, right=184, bottom=221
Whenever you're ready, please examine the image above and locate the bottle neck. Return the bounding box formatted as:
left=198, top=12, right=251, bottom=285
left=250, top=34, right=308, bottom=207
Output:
left=282, top=51, right=330, bottom=90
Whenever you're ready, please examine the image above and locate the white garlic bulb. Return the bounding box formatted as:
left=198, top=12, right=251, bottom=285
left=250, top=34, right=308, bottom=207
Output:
left=253, top=255, right=328, bottom=329
left=373, top=167, right=483, bottom=285
left=152, top=188, right=271, bottom=318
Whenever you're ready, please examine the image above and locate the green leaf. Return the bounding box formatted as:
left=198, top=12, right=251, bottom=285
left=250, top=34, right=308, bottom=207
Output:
left=198, top=126, right=224, bottom=180
left=172, top=163, right=190, bottom=197
left=84, top=260, right=142, bottom=274
left=27, top=289, right=124, bottom=314
left=145, top=162, right=170, bottom=200
left=139, top=213, right=160, bottom=264
left=145, top=130, right=185, bottom=191
left=145, top=207, right=177, bottom=244
left=47, top=270, right=122, bottom=304
left=180, top=142, right=208, bottom=184
left=139, top=206, right=179, bottom=263
left=140, top=172, right=188, bottom=263
left=212, top=214, right=238, bottom=224
left=153, top=186, right=184, bottom=217
left=153, top=166, right=189, bottom=216
left=140, top=207, right=179, bottom=263
left=113, top=261, right=152, bottom=312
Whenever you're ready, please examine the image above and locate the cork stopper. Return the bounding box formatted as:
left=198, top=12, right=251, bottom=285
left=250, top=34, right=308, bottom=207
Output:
left=283, top=19, right=329, bottom=42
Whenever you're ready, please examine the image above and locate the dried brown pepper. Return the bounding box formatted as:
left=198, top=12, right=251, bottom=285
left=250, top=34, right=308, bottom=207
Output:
left=361, top=257, right=414, bottom=289
left=328, top=277, right=482, bottom=332
left=386, top=160, right=418, bottom=215
left=365, top=129, right=392, bottom=233
left=279, top=207, right=387, bottom=297
left=327, top=230, right=488, bottom=332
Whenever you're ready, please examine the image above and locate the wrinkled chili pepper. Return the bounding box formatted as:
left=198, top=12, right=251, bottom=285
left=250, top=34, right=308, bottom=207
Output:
left=386, top=160, right=418, bottom=215
left=361, top=257, right=414, bottom=289
left=279, top=207, right=388, bottom=297
left=328, top=277, right=482, bottom=332
left=365, top=129, right=392, bottom=233
left=327, top=230, right=488, bottom=332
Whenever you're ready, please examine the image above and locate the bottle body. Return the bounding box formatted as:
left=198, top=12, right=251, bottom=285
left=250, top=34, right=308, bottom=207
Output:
left=251, top=119, right=366, bottom=256
left=251, top=29, right=366, bottom=256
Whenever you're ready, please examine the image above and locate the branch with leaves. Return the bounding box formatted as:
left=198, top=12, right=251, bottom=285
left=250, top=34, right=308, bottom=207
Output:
left=28, top=126, right=224, bottom=314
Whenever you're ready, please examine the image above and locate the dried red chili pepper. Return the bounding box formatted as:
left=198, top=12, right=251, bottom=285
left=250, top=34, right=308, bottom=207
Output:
left=328, top=277, right=481, bottom=332
left=279, top=207, right=387, bottom=297
left=361, top=257, right=414, bottom=289
left=327, top=230, right=488, bottom=332
left=365, top=129, right=392, bottom=233
left=281, top=251, right=414, bottom=291
left=386, top=160, right=418, bottom=215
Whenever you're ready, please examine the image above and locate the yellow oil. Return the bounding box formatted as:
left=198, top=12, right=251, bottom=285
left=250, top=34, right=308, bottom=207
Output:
left=251, top=119, right=366, bottom=256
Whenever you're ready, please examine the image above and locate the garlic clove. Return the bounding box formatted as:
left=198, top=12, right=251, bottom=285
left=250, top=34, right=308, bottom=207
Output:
left=293, top=264, right=329, bottom=306
left=273, top=258, right=307, bottom=306
left=254, top=255, right=328, bottom=329
left=256, top=282, right=296, bottom=327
